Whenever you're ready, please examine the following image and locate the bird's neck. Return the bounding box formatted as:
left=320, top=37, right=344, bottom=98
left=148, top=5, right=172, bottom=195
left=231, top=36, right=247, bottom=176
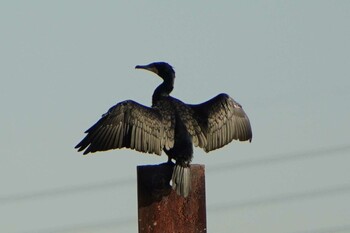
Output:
left=152, top=77, right=174, bottom=103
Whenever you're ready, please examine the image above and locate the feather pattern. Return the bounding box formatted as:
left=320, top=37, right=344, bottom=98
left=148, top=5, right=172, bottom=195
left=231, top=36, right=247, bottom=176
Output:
left=190, top=93, right=252, bottom=152
left=75, top=100, right=173, bottom=155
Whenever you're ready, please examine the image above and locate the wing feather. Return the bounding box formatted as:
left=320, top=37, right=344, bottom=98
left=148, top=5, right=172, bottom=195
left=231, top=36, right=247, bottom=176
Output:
left=190, top=93, right=252, bottom=152
left=75, top=100, right=171, bottom=155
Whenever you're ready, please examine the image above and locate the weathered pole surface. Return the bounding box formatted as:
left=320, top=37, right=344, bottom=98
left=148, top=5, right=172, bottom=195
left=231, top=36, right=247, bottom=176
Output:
left=137, top=163, right=206, bottom=233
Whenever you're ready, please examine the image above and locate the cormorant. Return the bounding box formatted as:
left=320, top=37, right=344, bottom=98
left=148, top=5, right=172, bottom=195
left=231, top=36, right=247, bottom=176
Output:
left=75, top=62, right=252, bottom=197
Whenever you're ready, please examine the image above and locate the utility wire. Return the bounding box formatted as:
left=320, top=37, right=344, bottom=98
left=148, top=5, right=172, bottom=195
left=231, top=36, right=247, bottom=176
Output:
left=209, top=143, right=350, bottom=172
left=0, top=178, right=133, bottom=204
left=208, top=183, right=350, bottom=212
left=292, top=224, right=350, bottom=233
left=1, top=144, right=350, bottom=204
left=20, top=217, right=134, bottom=233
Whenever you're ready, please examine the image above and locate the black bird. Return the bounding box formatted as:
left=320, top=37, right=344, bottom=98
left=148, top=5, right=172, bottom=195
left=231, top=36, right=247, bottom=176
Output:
left=75, top=62, right=252, bottom=197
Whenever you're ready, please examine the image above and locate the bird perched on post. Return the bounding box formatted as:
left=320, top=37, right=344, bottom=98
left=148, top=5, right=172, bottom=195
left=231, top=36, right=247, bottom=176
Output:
left=75, top=62, right=252, bottom=197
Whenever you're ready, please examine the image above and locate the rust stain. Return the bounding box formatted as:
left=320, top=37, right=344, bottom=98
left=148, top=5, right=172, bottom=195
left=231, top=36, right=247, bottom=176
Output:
left=138, top=164, right=206, bottom=233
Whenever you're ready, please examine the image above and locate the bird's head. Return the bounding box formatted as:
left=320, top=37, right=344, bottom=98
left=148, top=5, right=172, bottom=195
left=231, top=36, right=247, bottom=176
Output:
left=135, top=62, right=175, bottom=81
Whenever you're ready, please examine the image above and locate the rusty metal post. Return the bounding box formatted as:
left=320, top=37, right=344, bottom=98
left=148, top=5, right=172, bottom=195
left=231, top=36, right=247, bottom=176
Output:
left=137, top=163, right=206, bottom=233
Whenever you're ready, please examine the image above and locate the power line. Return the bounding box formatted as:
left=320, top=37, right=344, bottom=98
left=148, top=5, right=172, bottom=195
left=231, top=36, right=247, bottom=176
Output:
left=208, top=183, right=350, bottom=212
left=292, top=224, right=350, bottom=233
left=208, top=143, right=350, bottom=172
left=1, top=144, right=349, bottom=204
left=0, top=178, right=132, bottom=204
left=20, top=217, right=134, bottom=233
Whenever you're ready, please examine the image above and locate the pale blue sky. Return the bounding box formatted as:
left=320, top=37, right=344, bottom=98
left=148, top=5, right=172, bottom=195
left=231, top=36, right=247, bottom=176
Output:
left=1, top=1, right=350, bottom=233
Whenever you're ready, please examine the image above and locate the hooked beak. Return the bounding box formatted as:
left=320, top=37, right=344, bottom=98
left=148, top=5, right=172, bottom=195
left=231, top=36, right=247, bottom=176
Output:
left=135, top=64, right=159, bottom=75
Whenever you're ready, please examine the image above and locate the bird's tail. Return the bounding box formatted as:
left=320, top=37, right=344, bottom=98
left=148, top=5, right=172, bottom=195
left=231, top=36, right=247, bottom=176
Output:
left=171, top=164, right=191, bottom=198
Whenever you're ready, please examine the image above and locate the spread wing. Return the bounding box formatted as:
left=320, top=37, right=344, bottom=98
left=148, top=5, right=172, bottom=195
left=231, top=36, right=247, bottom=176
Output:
left=190, top=93, right=252, bottom=152
left=75, top=100, right=173, bottom=155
